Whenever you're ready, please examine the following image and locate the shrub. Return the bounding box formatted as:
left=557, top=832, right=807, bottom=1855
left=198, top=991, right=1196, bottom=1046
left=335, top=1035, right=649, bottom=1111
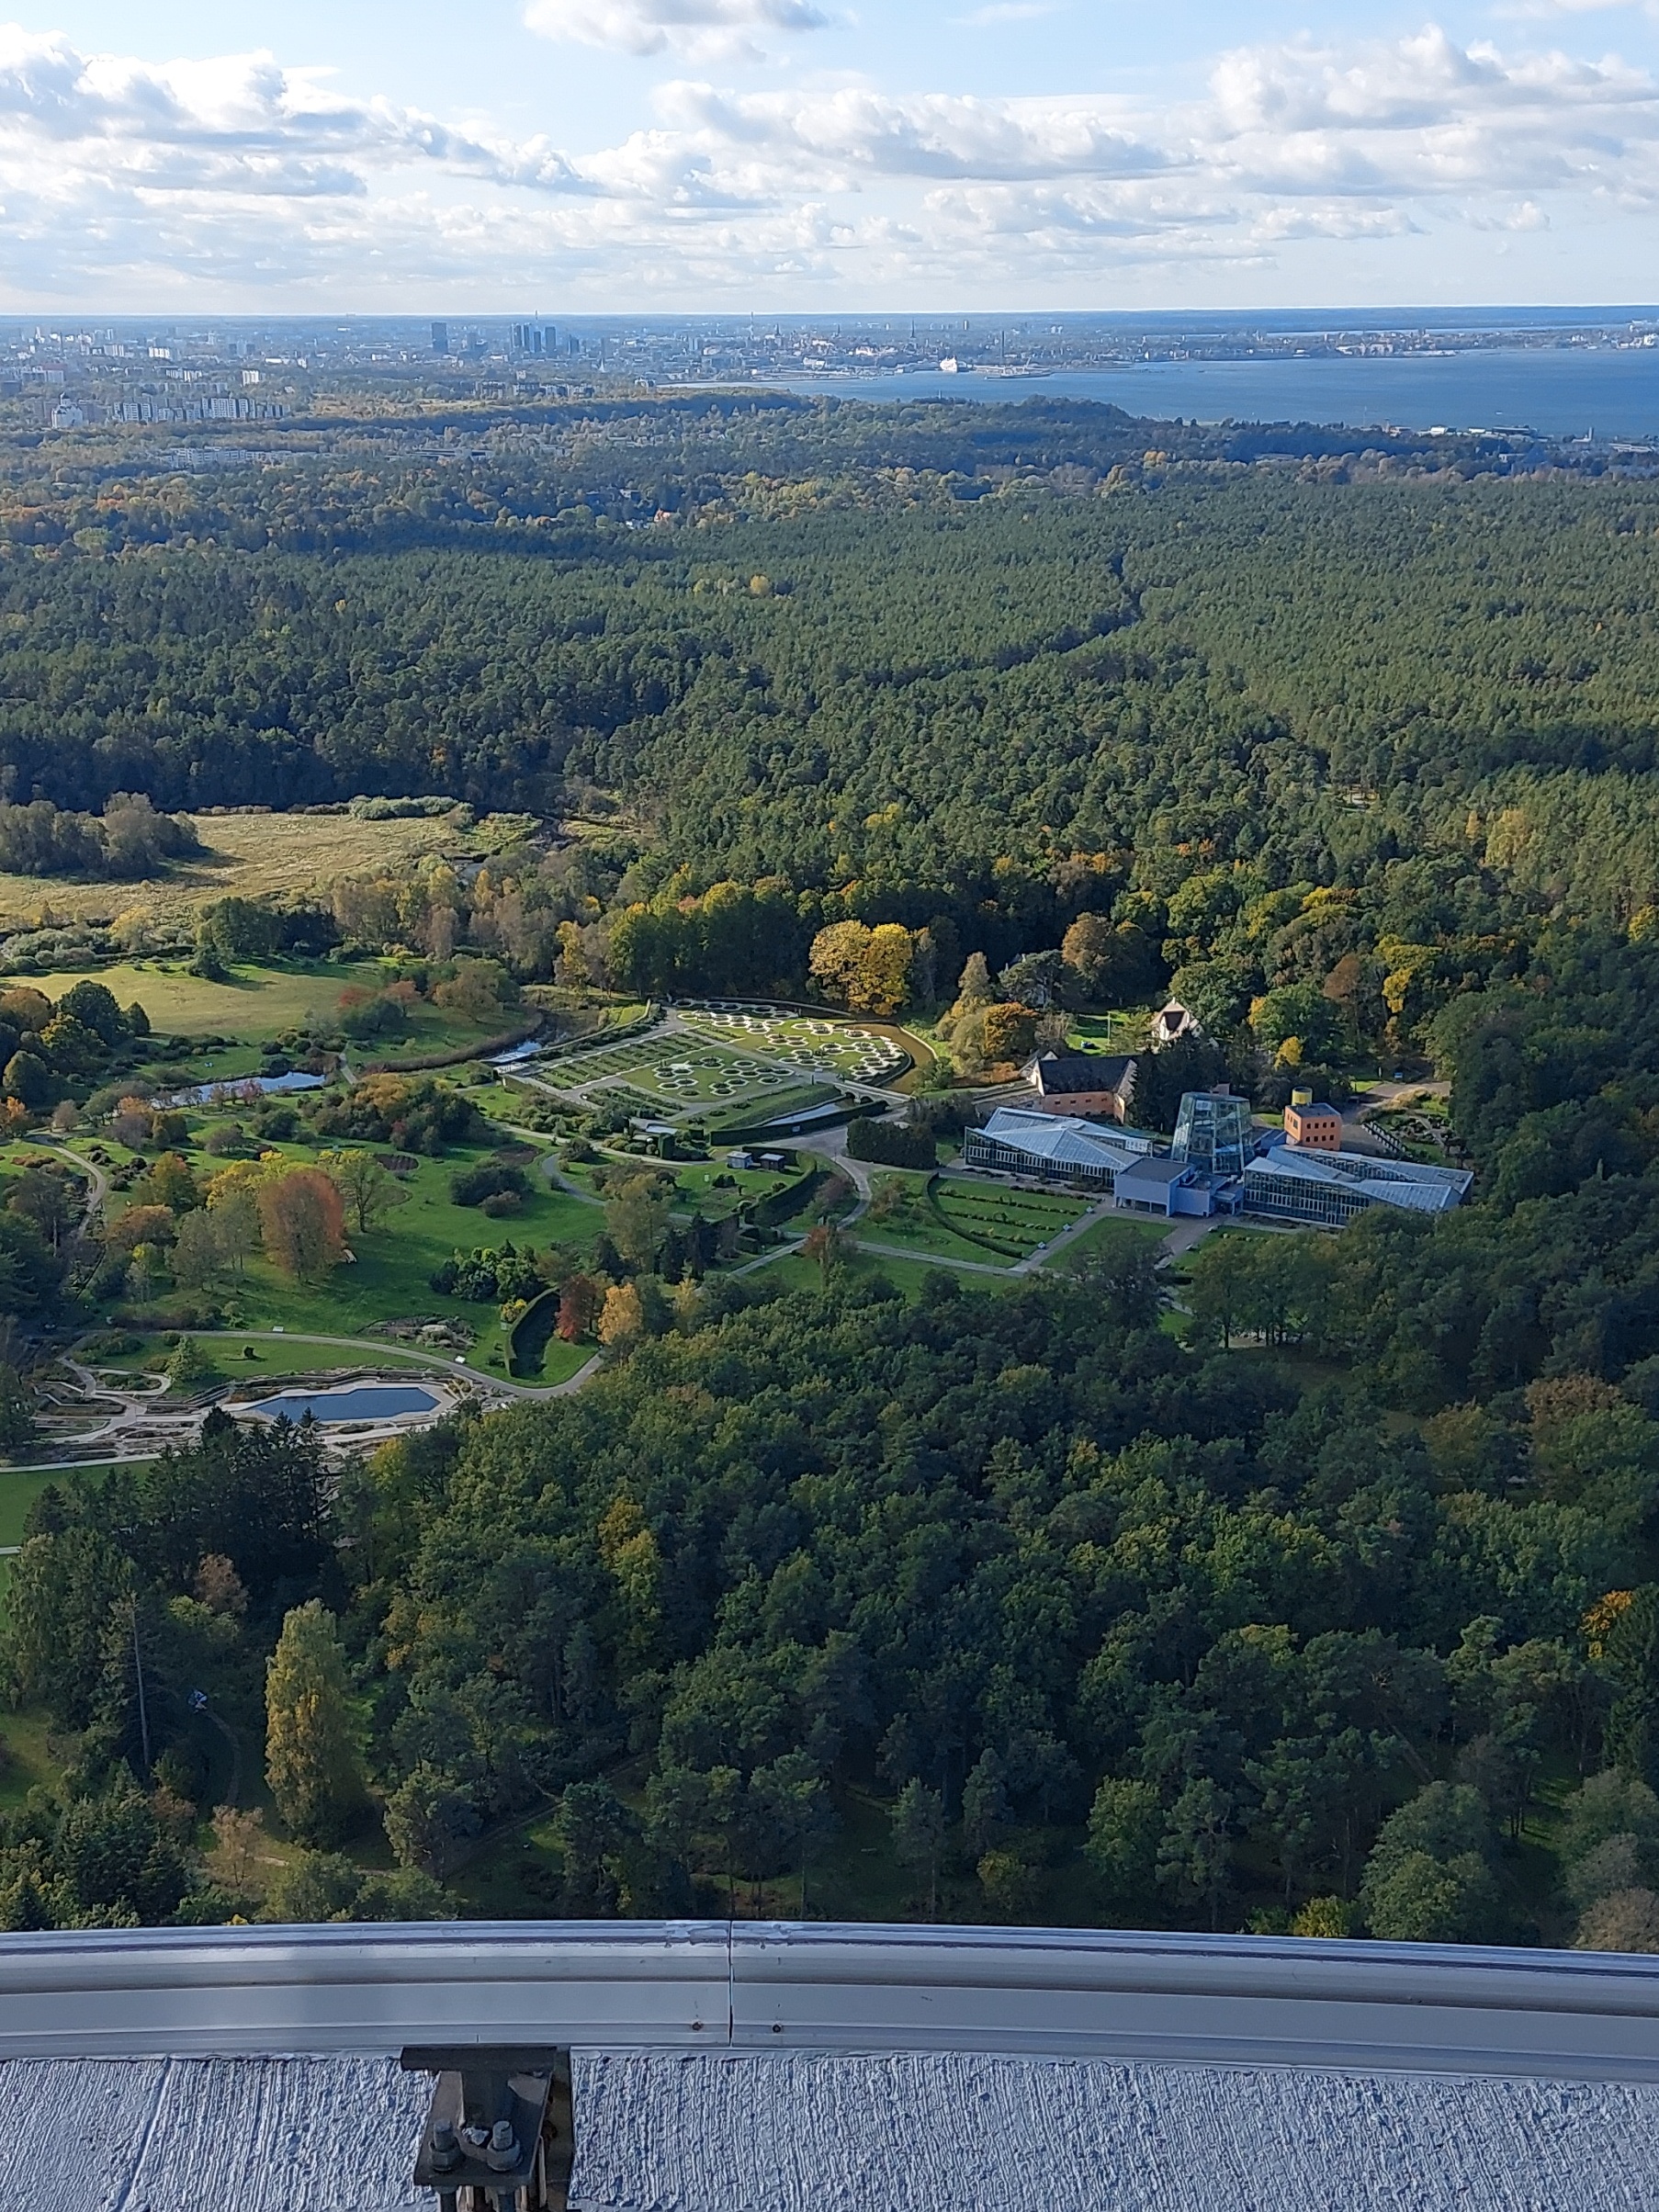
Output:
left=449, top=1159, right=531, bottom=1208
left=430, top=1243, right=545, bottom=1303
left=310, top=1074, right=485, bottom=1155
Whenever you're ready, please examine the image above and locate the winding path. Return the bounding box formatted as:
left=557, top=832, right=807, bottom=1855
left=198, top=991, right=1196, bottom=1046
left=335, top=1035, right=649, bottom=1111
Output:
left=189, top=1329, right=598, bottom=1402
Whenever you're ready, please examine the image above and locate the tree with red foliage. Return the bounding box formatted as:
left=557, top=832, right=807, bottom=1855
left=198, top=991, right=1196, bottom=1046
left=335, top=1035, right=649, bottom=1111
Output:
left=557, top=1274, right=600, bottom=1343
left=257, top=1168, right=347, bottom=1283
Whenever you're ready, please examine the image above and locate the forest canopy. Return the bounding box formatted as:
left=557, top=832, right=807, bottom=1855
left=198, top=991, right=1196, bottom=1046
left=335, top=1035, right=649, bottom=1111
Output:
left=6, top=396, right=1659, bottom=1940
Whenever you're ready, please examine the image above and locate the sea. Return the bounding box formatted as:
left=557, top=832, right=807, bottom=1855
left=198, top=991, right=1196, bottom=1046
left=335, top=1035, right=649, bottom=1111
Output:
left=758, top=348, right=1659, bottom=442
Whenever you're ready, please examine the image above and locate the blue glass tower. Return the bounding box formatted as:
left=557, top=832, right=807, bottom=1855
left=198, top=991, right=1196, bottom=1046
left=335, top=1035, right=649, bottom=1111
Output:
left=1171, top=1091, right=1256, bottom=1179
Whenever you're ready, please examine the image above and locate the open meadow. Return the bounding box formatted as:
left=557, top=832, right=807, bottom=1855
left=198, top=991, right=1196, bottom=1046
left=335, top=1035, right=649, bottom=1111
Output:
left=0, top=809, right=508, bottom=934
left=3, top=955, right=533, bottom=1058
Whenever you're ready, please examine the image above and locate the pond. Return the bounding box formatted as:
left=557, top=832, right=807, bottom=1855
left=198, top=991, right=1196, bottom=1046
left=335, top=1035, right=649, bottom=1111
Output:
left=160, top=1070, right=327, bottom=1108
left=241, top=1384, right=439, bottom=1424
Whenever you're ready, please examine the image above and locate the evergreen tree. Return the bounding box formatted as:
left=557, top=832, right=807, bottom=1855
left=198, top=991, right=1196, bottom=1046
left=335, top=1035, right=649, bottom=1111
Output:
left=265, top=1601, right=364, bottom=1845
left=891, top=1778, right=944, bottom=1920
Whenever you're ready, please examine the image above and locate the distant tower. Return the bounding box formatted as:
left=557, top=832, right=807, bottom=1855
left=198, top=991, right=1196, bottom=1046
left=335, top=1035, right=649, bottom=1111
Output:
left=431, top=321, right=448, bottom=357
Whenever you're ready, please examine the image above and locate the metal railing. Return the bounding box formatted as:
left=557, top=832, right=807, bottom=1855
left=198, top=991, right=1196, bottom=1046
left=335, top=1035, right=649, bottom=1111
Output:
left=3, top=1921, right=1659, bottom=2082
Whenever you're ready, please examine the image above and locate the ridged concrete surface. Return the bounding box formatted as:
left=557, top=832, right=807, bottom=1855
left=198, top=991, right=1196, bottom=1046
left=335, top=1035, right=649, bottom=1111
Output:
left=567, top=2051, right=1659, bottom=2212
left=0, top=2056, right=428, bottom=2212
left=6, top=2049, right=1659, bottom=2209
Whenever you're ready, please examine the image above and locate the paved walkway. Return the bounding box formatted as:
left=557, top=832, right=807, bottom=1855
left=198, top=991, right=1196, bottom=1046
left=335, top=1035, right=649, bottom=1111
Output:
left=510, top=1006, right=916, bottom=1124
left=13, top=1326, right=605, bottom=1474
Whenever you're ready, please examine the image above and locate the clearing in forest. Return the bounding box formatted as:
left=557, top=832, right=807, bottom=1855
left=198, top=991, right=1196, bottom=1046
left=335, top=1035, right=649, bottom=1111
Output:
left=0, top=808, right=524, bottom=933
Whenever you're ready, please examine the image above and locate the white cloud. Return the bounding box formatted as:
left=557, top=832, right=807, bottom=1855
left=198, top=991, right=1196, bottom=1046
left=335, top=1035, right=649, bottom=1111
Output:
left=655, top=82, right=1167, bottom=181
left=523, top=0, right=828, bottom=62
left=4, top=18, right=1659, bottom=304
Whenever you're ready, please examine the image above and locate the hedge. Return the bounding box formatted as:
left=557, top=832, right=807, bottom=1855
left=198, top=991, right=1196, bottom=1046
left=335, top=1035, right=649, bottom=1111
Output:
left=846, top=1116, right=936, bottom=1169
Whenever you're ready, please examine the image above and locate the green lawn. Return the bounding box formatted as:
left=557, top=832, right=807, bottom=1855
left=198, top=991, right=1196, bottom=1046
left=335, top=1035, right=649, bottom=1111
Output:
left=931, top=1179, right=1091, bottom=1258
left=0, top=1461, right=119, bottom=1547
left=8, top=955, right=532, bottom=1063
left=556, top=1153, right=818, bottom=1226
left=84, top=1332, right=460, bottom=1382
left=704, top=1084, right=841, bottom=1135
left=1051, top=1213, right=1169, bottom=1272
left=13, top=957, right=358, bottom=1040
left=1065, top=1009, right=1153, bottom=1053
left=0, top=1708, right=69, bottom=1808
left=762, top=1247, right=960, bottom=1301
left=535, top=1033, right=796, bottom=1107
left=116, top=1136, right=605, bottom=1376
left=678, top=1009, right=912, bottom=1084
left=668, top=1158, right=818, bottom=1220
left=854, top=1172, right=1024, bottom=1268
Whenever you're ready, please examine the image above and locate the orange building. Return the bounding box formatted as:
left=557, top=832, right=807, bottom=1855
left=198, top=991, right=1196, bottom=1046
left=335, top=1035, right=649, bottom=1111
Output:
left=1284, top=1091, right=1343, bottom=1150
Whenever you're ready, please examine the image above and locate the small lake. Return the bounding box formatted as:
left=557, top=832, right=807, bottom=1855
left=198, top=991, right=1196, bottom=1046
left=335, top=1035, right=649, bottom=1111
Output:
left=244, top=1384, right=439, bottom=1423
left=161, top=1070, right=326, bottom=1108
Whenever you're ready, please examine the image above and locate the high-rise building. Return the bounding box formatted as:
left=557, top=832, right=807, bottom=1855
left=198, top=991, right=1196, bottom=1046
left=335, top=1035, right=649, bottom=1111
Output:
left=430, top=321, right=448, bottom=356
left=1170, top=1089, right=1257, bottom=1179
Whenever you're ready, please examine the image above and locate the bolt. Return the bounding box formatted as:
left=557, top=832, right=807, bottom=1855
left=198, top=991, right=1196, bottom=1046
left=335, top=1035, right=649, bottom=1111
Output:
left=485, top=2119, right=519, bottom=2172
left=431, top=2121, right=461, bottom=2174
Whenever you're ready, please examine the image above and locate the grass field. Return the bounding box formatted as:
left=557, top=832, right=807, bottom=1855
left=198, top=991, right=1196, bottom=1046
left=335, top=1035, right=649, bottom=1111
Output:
left=1065, top=1010, right=1153, bottom=1053
left=6, top=956, right=359, bottom=1041
left=560, top=1153, right=809, bottom=1218
left=115, top=1126, right=603, bottom=1376
left=0, top=1459, right=118, bottom=1548
left=1052, top=1213, right=1169, bottom=1272
left=210, top=1150, right=600, bottom=1375
left=529, top=1032, right=830, bottom=1126
left=665, top=1158, right=817, bottom=1220
left=931, top=1179, right=1091, bottom=1259
left=0, top=808, right=518, bottom=934
left=85, top=1332, right=463, bottom=1382
left=0, top=1709, right=68, bottom=1808
left=756, top=1247, right=953, bottom=1301
left=546, top=1034, right=792, bottom=1104
left=6, top=954, right=527, bottom=1057
left=850, top=1170, right=1021, bottom=1267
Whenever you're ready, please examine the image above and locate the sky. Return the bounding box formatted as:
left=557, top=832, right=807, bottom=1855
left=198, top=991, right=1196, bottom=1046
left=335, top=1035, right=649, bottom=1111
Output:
left=7, top=0, right=1659, bottom=311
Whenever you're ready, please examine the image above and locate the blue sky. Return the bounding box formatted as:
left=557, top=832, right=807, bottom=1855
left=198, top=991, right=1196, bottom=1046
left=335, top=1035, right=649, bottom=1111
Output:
left=6, top=0, right=1659, bottom=309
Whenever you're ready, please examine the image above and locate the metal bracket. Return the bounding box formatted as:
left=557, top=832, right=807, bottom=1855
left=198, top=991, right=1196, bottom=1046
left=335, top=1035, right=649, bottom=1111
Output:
left=401, top=2046, right=573, bottom=2212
